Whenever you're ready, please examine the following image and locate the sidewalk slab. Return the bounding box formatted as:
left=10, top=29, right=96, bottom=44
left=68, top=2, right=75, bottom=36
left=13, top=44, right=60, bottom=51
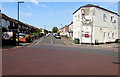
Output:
left=2, top=37, right=43, bottom=51
left=62, top=37, right=120, bottom=49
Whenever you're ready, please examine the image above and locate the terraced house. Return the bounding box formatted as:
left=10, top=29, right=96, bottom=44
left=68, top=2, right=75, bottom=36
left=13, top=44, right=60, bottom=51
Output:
left=1, top=13, right=38, bottom=34
left=73, top=4, right=119, bottom=44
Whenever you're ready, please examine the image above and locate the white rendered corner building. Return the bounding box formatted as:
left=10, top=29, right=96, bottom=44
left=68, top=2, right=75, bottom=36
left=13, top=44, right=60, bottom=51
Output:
left=73, top=4, right=119, bottom=44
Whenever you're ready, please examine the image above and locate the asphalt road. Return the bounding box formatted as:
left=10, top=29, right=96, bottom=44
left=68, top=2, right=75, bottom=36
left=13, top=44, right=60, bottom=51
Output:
left=2, top=34, right=119, bottom=75
left=31, top=34, right=118, bottom=57
left=37, top=34, right=66, bottom=46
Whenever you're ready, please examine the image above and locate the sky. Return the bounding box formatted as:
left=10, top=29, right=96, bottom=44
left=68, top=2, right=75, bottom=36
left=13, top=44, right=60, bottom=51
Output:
left=1, top=1, right=119, bottom=31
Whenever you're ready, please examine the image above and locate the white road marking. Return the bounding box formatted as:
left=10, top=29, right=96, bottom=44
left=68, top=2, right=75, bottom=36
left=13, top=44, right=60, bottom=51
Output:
left=51, top=38, right=53, bottom=44
left=28, top=37, right=43, bottom=47
left=34, top=38, right=43, bottom=45
left=63, top=41, right=71, bottom=47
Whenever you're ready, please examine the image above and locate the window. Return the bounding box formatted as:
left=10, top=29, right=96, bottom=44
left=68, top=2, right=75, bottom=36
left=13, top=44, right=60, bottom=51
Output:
left=18, top=25, right=21, bottom=28
left=78, top=15, right=80, bottom=21
left=104, top=32, right=106, bottom=38
left=103, top=14, right=107, bottom=22
left=112, top=33, right=115, bottom=38
left=111, top=16, right=116, bottom=23
left=108, top=33, right=110, bottom=38
left=75, top=15, right=77, bottom=22
left=13, top=23, right=15, bottom=27
left=81, top=9, right=85, bottom=17
left=111, top=16, right=114, bottom=22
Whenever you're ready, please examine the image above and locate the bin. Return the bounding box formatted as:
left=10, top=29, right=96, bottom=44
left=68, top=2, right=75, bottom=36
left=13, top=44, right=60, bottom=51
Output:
left=74, top=38, right=79, bottom=44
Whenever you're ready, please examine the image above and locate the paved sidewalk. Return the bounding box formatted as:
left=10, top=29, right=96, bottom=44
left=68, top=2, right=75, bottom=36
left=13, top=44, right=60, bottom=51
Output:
left=2, top=37, right=43, bottom=51
left=62, top=37, right=120, bottom=49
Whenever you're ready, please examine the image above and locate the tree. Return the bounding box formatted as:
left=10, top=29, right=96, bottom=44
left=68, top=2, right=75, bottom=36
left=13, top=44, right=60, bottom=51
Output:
left=52, top=27, right=58, bottom=33
left=36, top=29, right=42, bottom=33
left=44, top=29, right=48, bottom=34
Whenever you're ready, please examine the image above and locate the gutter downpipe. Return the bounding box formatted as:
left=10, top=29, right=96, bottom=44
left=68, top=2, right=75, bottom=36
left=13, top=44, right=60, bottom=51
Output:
left=91, top=13, right=94, bottom=45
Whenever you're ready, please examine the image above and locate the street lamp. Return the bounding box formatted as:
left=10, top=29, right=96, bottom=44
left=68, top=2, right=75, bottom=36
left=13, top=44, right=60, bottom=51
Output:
left=17, top=1, right=24, bottom=46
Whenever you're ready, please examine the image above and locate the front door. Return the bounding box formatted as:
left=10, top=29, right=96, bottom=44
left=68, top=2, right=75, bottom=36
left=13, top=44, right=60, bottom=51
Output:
left=103, top=32, right=107, bottom=43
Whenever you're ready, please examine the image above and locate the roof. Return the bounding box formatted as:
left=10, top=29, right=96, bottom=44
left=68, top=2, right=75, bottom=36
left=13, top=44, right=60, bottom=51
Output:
left=73, top=4, right=118, bottom=15
left=69, top=21, right=73, bottom=25
left=1, top=13, right=40, bottom=29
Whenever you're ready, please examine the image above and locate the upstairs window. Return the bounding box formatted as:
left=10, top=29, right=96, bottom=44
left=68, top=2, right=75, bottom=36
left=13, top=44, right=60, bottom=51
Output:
left=81, top=9, right=85, bottom=17
left=111, top=16, right=114, bottom=22
left=111, top=16, right=116, bottom=23
left=78, top=15, right=80, bottom=21
left=75, top=15, right=77, bottom=22
left=103, top=14, right=107, bottom=22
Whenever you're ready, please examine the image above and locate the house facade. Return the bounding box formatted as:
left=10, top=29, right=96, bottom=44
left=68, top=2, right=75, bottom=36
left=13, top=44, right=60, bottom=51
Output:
left=1, top=13, right=38, bottom=34
left=73, top=4, right=119, bottom=44
left=59, top=25, right=69, bottom=36
left=118, top=15, right=120, bottom=39
left=68, top=21, right=73, bottom=38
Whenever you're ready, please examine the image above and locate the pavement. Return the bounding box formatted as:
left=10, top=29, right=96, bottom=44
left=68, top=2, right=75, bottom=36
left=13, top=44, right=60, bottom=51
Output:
left=61, top=37, right=120, bottom=49
left=2, top=34, right=119, bottom=51
left=2, top=37, right=43, bottom=51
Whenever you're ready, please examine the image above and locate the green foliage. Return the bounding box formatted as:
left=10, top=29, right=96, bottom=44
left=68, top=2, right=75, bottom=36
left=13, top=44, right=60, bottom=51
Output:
left=48, top=31, right=52, bottom=33
left=118, top=41, right=120, bottom=44
left=30, top=32, right=42, bottom=35
left=52, top=27, right=58, bottom=33
left=57, top=32, right=60, bottom=35
left=73, top=40, right=75, bottom=43
left=30, top=29, right=43, bottom=35
left=116, top=39, right=120, bottom=44
left=36, top=29, right=42, bottom=33
left=44, top=30, right=48, bottom=34
left=64, top=35, right=69, bottom=38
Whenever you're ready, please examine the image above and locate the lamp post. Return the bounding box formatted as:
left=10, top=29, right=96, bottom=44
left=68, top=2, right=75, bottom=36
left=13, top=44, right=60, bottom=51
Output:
left=17, top=1, right=24, bottom=46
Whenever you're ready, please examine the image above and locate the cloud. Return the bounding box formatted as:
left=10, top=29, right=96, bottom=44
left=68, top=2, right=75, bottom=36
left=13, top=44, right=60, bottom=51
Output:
left=40, top=4, right=47, bottom=7
left=20, top=11, right=32, bottom=16
left=29, top=0, right=39, bottom=5
left=1, top=8, right=8, bottom=14
left=39, top=4, right=52, bottom=10
left=26, top=5, right=31, bottom=8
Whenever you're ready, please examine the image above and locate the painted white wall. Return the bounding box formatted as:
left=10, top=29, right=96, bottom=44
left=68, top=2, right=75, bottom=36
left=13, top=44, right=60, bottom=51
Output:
left=73, top=9, right=82, bottom=42
left=73, top=6, right=119, bottom=43
left=69, top=23, right=73, bottom=32
left=118, top=16, right=120, bottom=40
left=93, top=8, right=118, bottom=43
left=69, top=23, right=73, bottom=37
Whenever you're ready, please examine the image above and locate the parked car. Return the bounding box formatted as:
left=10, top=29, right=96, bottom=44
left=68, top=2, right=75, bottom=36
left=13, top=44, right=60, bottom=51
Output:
left=2, top=32, right=33, bottom=43
left=54, top=34, right=61, bottom=39
left=16, top=33, right=25, bottom=43
left=2, top=32, right=13, bottom=40
left=53, top=33, right=56, bottom=36
left=16, top=33, right=31, bottom=43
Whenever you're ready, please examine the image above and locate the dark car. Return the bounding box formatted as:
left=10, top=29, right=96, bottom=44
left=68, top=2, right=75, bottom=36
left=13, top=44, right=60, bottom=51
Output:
left=54, top=34, right=61, bottom=39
